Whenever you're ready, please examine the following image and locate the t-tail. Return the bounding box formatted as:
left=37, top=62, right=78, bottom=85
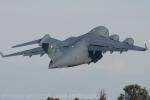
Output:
left=0, top=34, right=62, bottom=58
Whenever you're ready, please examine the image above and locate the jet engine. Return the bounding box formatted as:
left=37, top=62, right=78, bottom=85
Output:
left=123, top=38, right=134, bottom=45
left=110, top=34, right=119, bottom=41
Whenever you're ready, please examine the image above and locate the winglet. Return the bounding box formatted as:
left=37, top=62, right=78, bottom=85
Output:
left=145, top=43, right=148, bottom=51
left=0, top=51, right=4, bottom=57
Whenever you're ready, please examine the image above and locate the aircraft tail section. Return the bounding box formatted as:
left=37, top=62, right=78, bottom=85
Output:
left=0, top=34, right=63, bottom=60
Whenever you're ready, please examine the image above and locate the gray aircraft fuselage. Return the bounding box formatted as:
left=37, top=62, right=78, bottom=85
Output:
left=0, top=26, right=148, bottom=69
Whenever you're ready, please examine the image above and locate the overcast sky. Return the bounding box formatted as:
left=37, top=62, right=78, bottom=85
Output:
left=0, top=0, right=150, bottom=100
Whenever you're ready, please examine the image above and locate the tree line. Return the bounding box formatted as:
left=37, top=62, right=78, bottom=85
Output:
left=47, top=84, right=150, bottom=100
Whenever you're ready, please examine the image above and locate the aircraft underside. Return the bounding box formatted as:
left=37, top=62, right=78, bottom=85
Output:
left=48, top=41, right=103, bottom=69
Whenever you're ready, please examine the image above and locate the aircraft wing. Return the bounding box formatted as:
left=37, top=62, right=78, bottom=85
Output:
left=89, top=43, right=147, bottom=53
left=88, top=36, right=148, bottom=53
left=0, top=47, right=45, bottom=58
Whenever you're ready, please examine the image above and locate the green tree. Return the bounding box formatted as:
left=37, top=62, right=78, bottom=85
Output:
left=118, top=94, right=125, bottom=100
left=118, top=84, right=149, bottom=100
left=47, top=97, right=60, bottom=100
left=98, top=90, right=107, bottom=100
left=147, top=96, right=150, bottom=100
left=74, top=97, right=79, bottom=100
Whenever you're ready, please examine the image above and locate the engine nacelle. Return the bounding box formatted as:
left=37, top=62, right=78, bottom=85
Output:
left=123, top=38, right=134, bottom=45
left=110, top=34, right=119, bottom=41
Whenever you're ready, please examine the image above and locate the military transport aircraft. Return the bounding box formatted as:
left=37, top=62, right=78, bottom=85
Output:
left=0, top=26, right=148, bottom=69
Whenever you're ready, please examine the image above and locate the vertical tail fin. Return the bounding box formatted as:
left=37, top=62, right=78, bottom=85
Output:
left=39, top=34, right=51, bottom=46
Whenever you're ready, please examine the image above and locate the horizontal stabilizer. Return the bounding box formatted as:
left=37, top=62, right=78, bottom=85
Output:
left=12, top=39, right=41, bottom=48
